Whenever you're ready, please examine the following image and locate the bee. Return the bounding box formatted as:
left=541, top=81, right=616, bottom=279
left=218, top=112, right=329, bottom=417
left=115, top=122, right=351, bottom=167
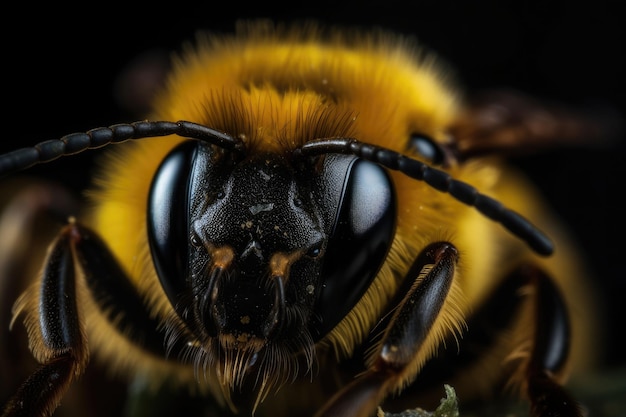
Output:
left=0, top=20, right=614, bottom=417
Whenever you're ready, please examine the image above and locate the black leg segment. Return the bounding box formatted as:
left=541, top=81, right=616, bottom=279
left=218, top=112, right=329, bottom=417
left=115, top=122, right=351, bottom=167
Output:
left=315, top=242, right=459, bottom=417
left=2, top=224, right=87, bottom=417
left=522, top=265, right=581, bottom=417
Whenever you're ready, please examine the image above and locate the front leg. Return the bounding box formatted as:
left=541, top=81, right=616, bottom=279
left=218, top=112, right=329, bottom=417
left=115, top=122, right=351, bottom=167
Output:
left=0, top=182, right=76, bottom=404
left=2, top=221, right=88, bottom=417
left=315, top=242, right=462, bottom=417
left=2, top=219, right=171, bottom=417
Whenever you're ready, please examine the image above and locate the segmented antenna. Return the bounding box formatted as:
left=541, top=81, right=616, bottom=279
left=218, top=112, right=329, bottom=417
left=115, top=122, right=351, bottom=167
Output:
left=0, top=121, right=244, bottom=177
left=0, top=121, right=554, bottom=256
left=298, top=138, right=554, bottom=256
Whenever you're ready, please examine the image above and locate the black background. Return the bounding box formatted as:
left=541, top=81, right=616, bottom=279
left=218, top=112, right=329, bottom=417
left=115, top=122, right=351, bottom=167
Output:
left=2, top=0, right=624, bottom=372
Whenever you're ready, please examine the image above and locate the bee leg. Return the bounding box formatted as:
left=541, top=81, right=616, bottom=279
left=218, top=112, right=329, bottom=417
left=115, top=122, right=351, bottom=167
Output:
left=2, top=221, right=88, bottom=417
left=2, top=218, right=180, bottom=417
left=513, top=264, right=582, bottom=417
left=315, top=242, right=460, bottom=417
left=0, top=183, right=76, bottom=403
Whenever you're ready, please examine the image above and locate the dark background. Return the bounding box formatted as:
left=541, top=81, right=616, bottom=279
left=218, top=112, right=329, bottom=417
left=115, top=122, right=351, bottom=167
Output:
left=2, top=0, right=624, bottom=374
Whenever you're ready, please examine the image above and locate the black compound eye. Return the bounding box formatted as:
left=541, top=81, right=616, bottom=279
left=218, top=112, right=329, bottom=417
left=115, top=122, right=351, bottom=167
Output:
left=310, top=155, right=396, bottom=339
left=147, top=141, right=197, bottom=312
left=408, top=133, right=445, bottom=165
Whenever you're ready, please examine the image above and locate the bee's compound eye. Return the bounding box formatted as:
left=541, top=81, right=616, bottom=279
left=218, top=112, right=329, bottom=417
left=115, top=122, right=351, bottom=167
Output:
left=148, top=141, right=197, bottom=307
left=310, top=156, right=397, bottom=339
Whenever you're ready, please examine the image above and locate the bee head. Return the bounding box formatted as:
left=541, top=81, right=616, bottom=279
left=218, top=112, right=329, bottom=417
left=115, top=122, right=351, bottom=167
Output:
left=147, top=139, right=396, bottom=400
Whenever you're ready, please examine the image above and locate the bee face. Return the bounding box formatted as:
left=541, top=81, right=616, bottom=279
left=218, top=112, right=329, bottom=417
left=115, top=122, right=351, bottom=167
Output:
left=146, top=137, right=396, bottom=395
